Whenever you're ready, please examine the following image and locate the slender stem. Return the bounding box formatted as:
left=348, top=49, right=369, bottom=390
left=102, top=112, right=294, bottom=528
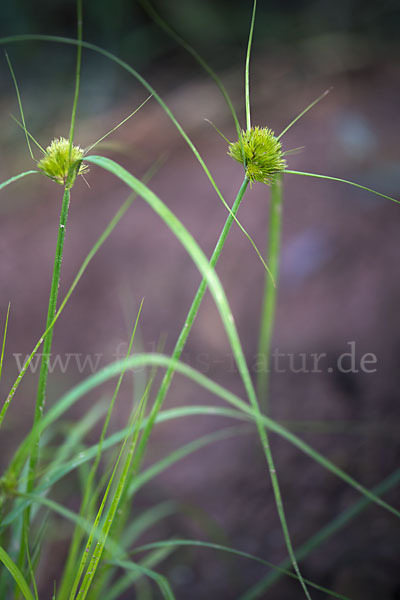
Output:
left=257, top=174, right=282, bottom=412
left=18, top=8, right=83, bottom=576
left=254, top=175, right=312, bottom=598
left=15, top=187, right=71, bottom=595
left=132, top=176, right=249, bottom=466
left=32, top=188, right=70, bottom=467
left=245, top=0, right=257, bottom=130
left=68, top=0, right=83, bottom=157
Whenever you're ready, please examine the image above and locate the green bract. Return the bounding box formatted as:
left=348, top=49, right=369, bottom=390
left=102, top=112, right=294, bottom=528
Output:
left=37, top=137, right=89, bottom=188
left=228, top=126, right=286, bottom=185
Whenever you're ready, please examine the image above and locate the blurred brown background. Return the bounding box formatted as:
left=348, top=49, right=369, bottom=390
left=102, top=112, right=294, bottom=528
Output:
left=0, top=1, right=400, bottom=598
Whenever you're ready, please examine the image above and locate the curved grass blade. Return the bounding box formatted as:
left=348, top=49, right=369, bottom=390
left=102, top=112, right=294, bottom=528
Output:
left=70, top=390, right=148, bottom=600
left=121, top=501, right=177, bottom=549
left=9, top=492, right=173, bottom=600
left=84, top=155, right=256, bottom=408
left=128, top=425, right=251, bottom=496
left=0, top=171, right=39, bottom=191
left=57, top=302, right=144, bottom=600
left=0, top=545, right=34, bottom=600
left=84, top=95, right=152, bottom=154
left=5, top=355, right=399, bottom=525
left=241, top=467, right=400, bottom=599
left=107, top=545, right=174, bottom=600
left=138, top=0, right=242, bottom=137
left=130, top=539, right=350, bottom=600
left=0, top=302, right=10, bottom=383
left=284, top=170, right=400, bottom=205
left=5, top=52, right=34, bottom=160
left=0, top=34, right=273, bottom=281
left=106, top=559, right=176, bottom=600
left=1, top=408, right=247, bottom=530
left=0, top=155, right=163, bottom=426
left=84, top=154, right=311, bottom=599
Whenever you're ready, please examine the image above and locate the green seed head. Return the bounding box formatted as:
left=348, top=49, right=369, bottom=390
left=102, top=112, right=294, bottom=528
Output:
left=37, top=137, right=89, bottom=188
left=228, top=126, right=286, bottom=185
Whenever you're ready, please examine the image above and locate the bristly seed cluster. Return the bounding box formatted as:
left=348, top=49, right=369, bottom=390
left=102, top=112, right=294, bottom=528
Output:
left=228, top=126, right=286, bottom=185
left=37, top=137, right=89, bottom=188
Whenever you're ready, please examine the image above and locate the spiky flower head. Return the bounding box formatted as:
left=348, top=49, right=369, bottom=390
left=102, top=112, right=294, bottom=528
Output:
left=37, top=137, right=89, bottom=188
left=228, top=126, right=286, bottom=185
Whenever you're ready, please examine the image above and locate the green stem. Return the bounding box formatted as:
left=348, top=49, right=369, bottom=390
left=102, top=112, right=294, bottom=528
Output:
left=15, top=188, right=71, bottom=595
left=132, top=176, right=249, bottom=466
left=68, top=0, right=83, bottom=157
left=31, top=187, right=71, bottom=471
left=16, top=7, right=82, bottom=583
left=257, top=173, right=282, bottom=412
left=255, top=177, right=312, bottom=598
left=245, top=0, right=257, bottom=131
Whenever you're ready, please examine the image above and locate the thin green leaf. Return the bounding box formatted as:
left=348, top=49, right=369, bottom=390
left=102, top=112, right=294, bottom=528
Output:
left=284, top=169, right=400, bottom=205
left=0, top=171, right=39, bottom=191
left=5, top=355, right=399, bottom=523
left=0, top=302, right=10, bottom=383
left=241, top=467, right=400, bottom=599
left=107, top=546, right=174, bottom=600
left=276, top=89, right=331, bottom=140
left=108, top=559, right=176, bottom=600
left=58, top=302, right=144, bottom=600
left=257, top=173, right=282, bottom=411
left=84, top=155, right=256, bottom=413
left=131, top=539, right=350, bottom=600
left=138, top=0, right=242, bottom=137
left=245, top=0, right=257, bottom=130
left=0, top=545, right=34, bottom=600
left=0, top=159, right=159, bottom=427
left=84, top=153, right=309, bottom=598
left=128, top=425, right=251, bottom=497
left=0, top=34, right=273, bottom=280
left=9, top=114, right=45, bottom=153
left=72, top=391, right=148, bottom=600
left=67, top=0, right=83, bottom=158
left=23, top=529, right=39, bottom=600
left=5, top=52, right=34, bottom=159
left=84, top=95, right=152, bottom=154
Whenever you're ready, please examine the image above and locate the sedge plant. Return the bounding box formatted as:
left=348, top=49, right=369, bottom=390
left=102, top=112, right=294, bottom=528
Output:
left=0, top=1, right=399, bottom=599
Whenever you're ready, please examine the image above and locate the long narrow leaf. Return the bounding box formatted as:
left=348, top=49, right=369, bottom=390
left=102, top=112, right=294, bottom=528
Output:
left=0, top=545, right=34, bottom=600
left=284, top=169, right=400, bottom=204
left=0, top=171, right=39, bottom=191
left=5, top=355, right=400, bottom=523
left=0, top=302, right=10, bottom=383
left=72, top=391, right=148, bottom=599
left=130, top=539, right=350, bottom=600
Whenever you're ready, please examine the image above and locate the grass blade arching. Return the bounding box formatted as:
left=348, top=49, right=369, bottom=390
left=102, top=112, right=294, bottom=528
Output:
left=130, top=539, right=350, bottom=600
left=0, top=303, right=11, bottom=384
left=0, top=546, right=34, bottom=600
left=0, top=171, right=39, bottom=191
left=5, top=354, right=400, bottom=524
left=284, top=169, right=400, bottom=205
